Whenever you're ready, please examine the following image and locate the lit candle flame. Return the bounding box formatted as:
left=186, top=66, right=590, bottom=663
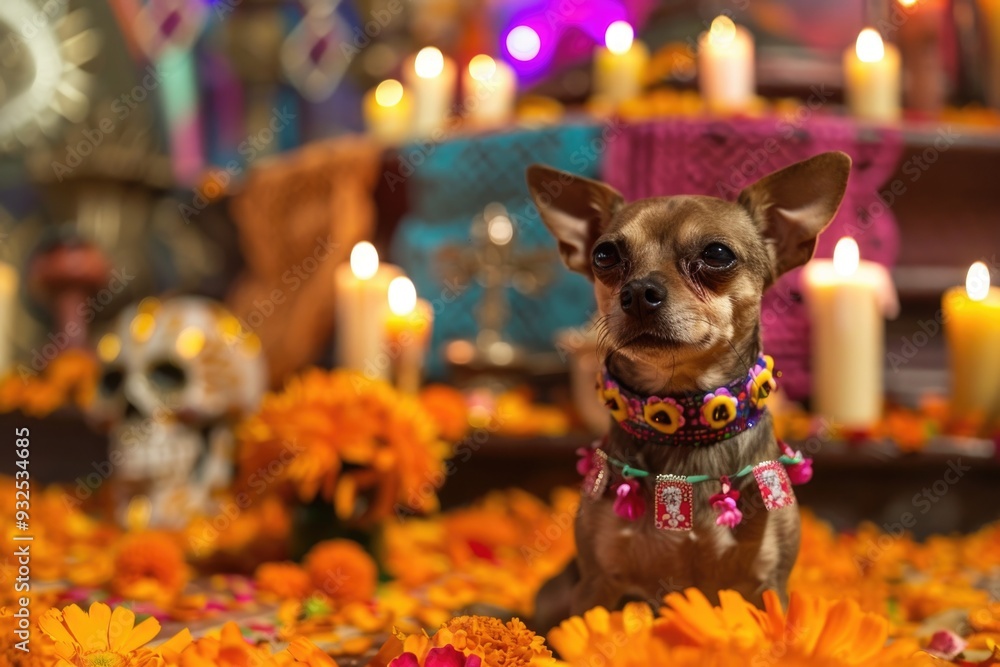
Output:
left=898, top=0, right=917, bottom=7
left=468, top=54, right=497, bottom=81
left=604, top=21, right=634, bottom=55
left=855, top=28, right=885, bottom=63
left=709, top=16, right=737, bottom=47
left=374, top=80, right=404, bottom=107
left=350, top=242, right=379, bottom=280
left=966, top=261, right=991, bottom=301
left=506, top=25, right=541, bottom=61
left=414, top=47, right=445, bottom=78
left=833, top=237, right=860, bottom=277
left=388, top=276, right=418, bottom=316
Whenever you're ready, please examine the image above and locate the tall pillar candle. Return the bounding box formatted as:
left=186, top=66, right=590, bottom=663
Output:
left=843, top=28, right=901, bottom=122
left=697, top=16, right=755, bottom=113
left=402, top=47, right=457, bottom=139
left=334, top=242, right=401, bottom=379
left=943, top=262, right=1000, bottom=431
left=385, top=276, right=434, bottom=394
left=802, top=237, right=899, bottom=428
left=463, top=55, right=516, bottom=127
left=363, top=79, right=414, bottom=144
left=593, top=21, right=650, bottom=106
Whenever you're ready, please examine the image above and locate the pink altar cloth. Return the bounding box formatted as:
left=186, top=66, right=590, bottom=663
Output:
left=602, top=117, right=903, bottom=400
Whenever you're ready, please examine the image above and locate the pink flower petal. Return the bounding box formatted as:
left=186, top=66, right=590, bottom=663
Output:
left=389, top=653, right=421, bottom=667
left=926, top=630, right=966, bottom=660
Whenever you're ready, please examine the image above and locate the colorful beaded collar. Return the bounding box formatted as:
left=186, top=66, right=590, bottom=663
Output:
left=598, top=354, right=777, bottom=447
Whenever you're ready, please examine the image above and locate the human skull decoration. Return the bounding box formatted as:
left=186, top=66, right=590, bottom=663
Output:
left=89, top=296, right=266, bottom=528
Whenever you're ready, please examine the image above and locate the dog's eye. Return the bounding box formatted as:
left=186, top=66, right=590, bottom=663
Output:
left=701, top=243, right=736, bottom=268
left=592, top=242, right=621, bottom=270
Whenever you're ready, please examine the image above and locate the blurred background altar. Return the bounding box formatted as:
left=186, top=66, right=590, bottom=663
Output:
left=2, top=0, right=1000, bottom=541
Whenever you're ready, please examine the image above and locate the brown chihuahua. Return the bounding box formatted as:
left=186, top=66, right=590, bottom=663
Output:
left=527, top=151, right=852, bottom=630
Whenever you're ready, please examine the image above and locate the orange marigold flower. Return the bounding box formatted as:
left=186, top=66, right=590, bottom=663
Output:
left=255, top=562, right=313, bottom=600
left=38, top=601, right=191, bottom=667
left=419, top=384, right=470, bottom=442
left=303, top=539, right=377, bottom=604
left=373, top=615, right=552, bottom=667
left=281, top=637, right=339, bottom=666
left=433, top=615, right=553, bottom=667
left=655, top=588, right=930, bottom=665
left=0, top=350, right=99, bottom=417
left=113, top=532, right=189, bottom=604
left=237, top=369, right=449, bottom=523
left=174, top=621, right=334, bottom=666
left=551, top=590, right=935, bottom=666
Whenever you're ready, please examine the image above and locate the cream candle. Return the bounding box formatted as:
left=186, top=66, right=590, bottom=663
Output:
left=334, top=242, right=401, bottom=379
left=803, top=237, right=899, bottom=428
left=593, top=21, right=650, bottom=106
left=403, top=46, right=457, bottom=139
left=386, top=276, right=433, bottom=394
left=843, top=28, right=901, bottom=122
left=943, top=262, right=1000, bottom=431
left=362, top=79, right=413, bottom=144
left=697, top=16, right=755, bottom=113
left=0, top=262, right=17, bottom=374
left=463, top=55, right=517, bottom=128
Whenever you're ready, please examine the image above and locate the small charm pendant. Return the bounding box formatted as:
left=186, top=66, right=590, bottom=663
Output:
left=654, top=475, right=694, bottom=531
left=753, top=461, right=796, bottom=511
left=583, top=449, right=609, bottom=499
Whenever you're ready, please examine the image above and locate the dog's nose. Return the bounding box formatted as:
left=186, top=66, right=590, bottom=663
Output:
left=620, top=278, right=666, bottom=317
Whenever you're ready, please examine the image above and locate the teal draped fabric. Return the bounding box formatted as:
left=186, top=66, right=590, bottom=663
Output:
left=389, top=124, right=602, bottom=377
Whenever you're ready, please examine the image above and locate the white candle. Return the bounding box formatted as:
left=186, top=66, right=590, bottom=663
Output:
left=0, top=262, right=17, bottom=374
left=402, top=46, right=457, bottom=139
left=362, top=79, right=414, bottom=144
left=697, top=16, right=755, bottom=113
left=593, top=21, right=650, bottom=106
left=843, top=28, right=901, bottom=122
left=386, top=276, right=433, bottom=394
left=943, top=262, right=1000, bottom=431
left=334, top=242, right=401, bottom=379
left=463, top=55, right=517, bottom=128
left=803, top=237, right=899, bottom=428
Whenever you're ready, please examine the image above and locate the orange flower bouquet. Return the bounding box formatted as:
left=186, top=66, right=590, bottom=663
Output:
left=237, top=369, right=452, bottom=526
left=0, top=349, right=97, bottom=417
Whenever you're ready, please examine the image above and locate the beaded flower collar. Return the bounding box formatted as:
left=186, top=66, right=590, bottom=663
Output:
left=598, top=354, right=777, bottom=447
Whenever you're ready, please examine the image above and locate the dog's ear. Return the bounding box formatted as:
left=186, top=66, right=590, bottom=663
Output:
left=739, top=151, right=851, bottom=282
left=526, top=164, right=625, bottom=278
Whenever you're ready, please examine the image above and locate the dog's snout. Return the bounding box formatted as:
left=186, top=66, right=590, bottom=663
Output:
left=620, top=278, right=666, bottom=317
